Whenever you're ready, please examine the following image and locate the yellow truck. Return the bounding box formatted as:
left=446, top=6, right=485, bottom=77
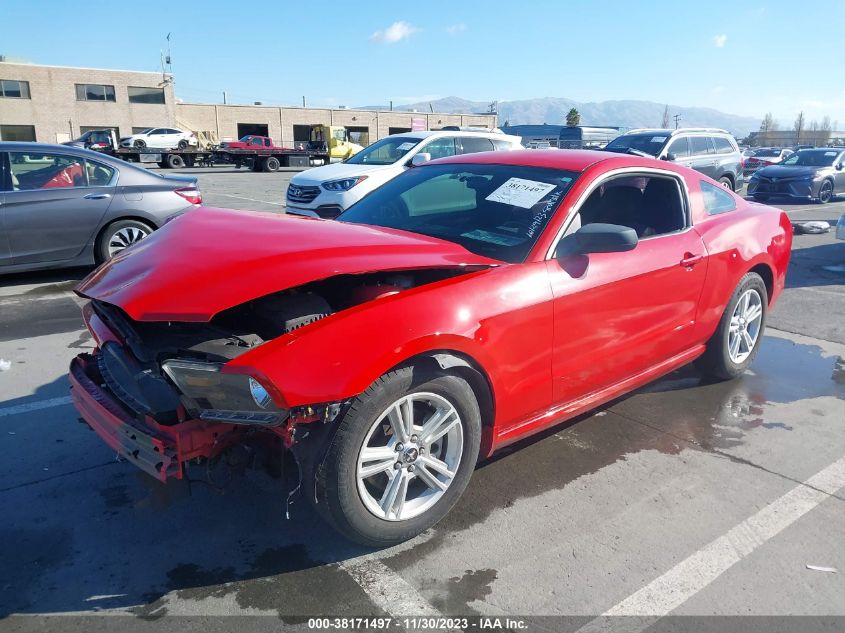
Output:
left=307, top=125, right=364, bottom=162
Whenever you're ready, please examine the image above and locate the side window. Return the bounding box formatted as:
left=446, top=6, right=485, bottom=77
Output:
left=9, top=153, right=86, bottom=191
left=491, top=138, right=515, bottom=151
left=458, top=137, right=495, bottom=154
left=250, top=137, right=262, bottom=145
left=689, top=136, right=715, bottom=156
left=149, top=128, right=164, bottom=135
left=85, top=160, right=116, bottom=187
left=700, top=180, right=737, bottom=215
left=713, top=137, right=734, bottom=154
left=666, top=137, right=690, bottom=158
left=421, top=137, right=457, bottom=160
left=574, top=174, right=687, bottom=238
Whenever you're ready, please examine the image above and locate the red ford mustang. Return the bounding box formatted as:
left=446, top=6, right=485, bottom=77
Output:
left=69, top=150, right=792, bottom=546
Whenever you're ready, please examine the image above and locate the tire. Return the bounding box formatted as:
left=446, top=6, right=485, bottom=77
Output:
left=177, top=139, right=188, bottom=150
left=313, top=366, right=481, bottom=547
left=695, top=272, right=768, bottom=381
left=718, top=176, right=733, bottom=190
left=817, top=179, right=834, bottom=204
left=263, top=156, right=280, bottom=172
left=95, top=219, right=154, bottom=262
left=133, top=139, right=146, bottom=149
left=166, top=154, right=185, bottom=169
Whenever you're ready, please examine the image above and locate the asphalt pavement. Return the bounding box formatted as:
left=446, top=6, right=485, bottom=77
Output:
left=0, top=169, right=844, bottom=632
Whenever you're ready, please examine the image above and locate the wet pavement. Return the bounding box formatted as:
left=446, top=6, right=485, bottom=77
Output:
left=0, top=175, right=844, bottom=632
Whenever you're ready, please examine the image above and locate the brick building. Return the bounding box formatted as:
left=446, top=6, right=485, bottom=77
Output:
left=0, top=61, right=497, bottom=145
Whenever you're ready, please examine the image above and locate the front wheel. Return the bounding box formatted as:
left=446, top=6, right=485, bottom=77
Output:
left=719, top=176, right=733, bottom=189
left=133, top=139, right=146, bottom=149
left=817, top=180, right=834, bottom=204
left=314, top=366, right=481, bottom=547
left=177, top=139, right=188, bottom=150
left=695, top=272, right=767, bottom=380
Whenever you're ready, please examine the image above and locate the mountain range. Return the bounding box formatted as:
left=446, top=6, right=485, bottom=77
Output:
left=362, top=96, right=761, bottom=137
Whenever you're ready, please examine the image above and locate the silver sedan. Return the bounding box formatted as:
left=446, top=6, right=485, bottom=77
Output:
left=1, top=142, right=201, bottom=274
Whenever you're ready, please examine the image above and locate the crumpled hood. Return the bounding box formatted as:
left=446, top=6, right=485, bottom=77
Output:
left=755, top=165, right=824, bottom=179
left=76, top=207, right=499, bottom=322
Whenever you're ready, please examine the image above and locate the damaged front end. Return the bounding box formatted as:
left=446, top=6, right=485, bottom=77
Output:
left=69, top=268, right=471, bottom=490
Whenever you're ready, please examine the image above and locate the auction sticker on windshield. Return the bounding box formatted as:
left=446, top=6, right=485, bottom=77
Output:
left=486, top=178, right=557, bottom=209
left=397, top=142, right=416, bottom=151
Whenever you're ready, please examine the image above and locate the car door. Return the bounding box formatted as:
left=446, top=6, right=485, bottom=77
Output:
left=146, top=128, right=168, bottom=148
left=5, top=150, right=115, bottom=264
left=686, top=136, right=719, bottom=178
left=545, top=171, right=708, bottom=404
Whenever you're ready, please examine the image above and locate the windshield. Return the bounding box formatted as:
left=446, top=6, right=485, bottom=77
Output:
left=345, top=136, right=421, bottom=165
left=781, top=150, right=841, bottom=167
left=337, top=164, right=578, bottom=263
left=604, top=133, right=669, bottom=157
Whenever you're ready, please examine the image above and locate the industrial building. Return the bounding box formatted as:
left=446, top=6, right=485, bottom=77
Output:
left=0, top=61, right=497, bottom=145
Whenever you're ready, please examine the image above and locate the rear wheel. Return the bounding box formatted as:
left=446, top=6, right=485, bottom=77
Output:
left=166, top=154, right=185, bottom=169
left=313, top=366, right=481, bottom=546
left=818, top=180, right=834, bottom=203
left=695, top=272, right=767, bottom=380
left=263, top=156, right=280, bottom=172
left=719, top=176, right=733, bottom=189
left=96, top=219, right=154, bottom=262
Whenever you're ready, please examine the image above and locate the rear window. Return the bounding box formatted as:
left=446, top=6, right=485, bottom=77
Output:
left=700, top=180, right=736, bottom=215
left=713, top=137, right=735, bottom=154
left=605, top=133, right=669, bottom=157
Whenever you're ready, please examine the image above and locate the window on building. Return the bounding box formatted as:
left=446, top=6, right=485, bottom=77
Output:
left=76, top=84, right=116, bottom=102
left=0, top=125, right=36, bottom=141
left=128, top=86, right=166, bottom=104
left=293, top=125, right=312, bottom=142
left=388, top=127, right=412, bottom=135
left=0, top=79, right=31, bottom=98
left=700, top=180, right=737, bottom=215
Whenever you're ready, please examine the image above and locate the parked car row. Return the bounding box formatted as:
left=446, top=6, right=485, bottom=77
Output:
left=748, top=147, right=845, bottom=203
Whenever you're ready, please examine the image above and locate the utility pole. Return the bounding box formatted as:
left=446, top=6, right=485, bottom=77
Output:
left=302, top=96, right=306, bottom=108
left=222, top=91, right=227, bottom=104
left=673, top=114, right=682, bottom=129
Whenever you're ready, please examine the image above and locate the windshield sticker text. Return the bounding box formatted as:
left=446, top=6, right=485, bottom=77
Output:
left=486, top=178, right=557, bottom=209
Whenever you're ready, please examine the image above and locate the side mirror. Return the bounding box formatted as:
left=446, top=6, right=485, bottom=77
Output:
left=837, top=163, right=844, bottom=171
left=410, top=153, right=431, bottom=167
left=564, top=223, right=638, bottom=256
left=663, top=153, right=677, bottom=161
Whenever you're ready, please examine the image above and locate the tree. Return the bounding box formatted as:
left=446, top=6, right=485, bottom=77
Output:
left=794, top=111, right=805, bottom=144
left=661, top=105, right=670, bottom=128
left=819, top=116, right=833, bottom=146
left=758, top=112, right=778, bottom=146
left=566, top=108, right=581, bottom=127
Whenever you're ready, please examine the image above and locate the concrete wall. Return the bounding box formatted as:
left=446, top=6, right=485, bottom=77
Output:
left=0, top=62, right=498, bottom=145
left=0, top=62, right=175, bottom=142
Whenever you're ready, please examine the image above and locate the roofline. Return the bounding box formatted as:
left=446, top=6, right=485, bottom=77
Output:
left=0, top=60, right=168, bottom=76
left=176, top=100, right=496, bottom=117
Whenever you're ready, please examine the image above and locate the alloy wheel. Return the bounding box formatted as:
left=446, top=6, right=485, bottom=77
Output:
left=356, top=392, right=463, bottom=521
left=728, top=288, right=763, bottom=364
left=819, top=181, right=833, bottom=203
left=108, top=225, right=150, bottom=257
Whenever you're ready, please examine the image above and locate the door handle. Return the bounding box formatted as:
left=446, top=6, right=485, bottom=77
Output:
left=680, top=253, right=704, bottom=268
left=83, top=193, right=111, bottom=200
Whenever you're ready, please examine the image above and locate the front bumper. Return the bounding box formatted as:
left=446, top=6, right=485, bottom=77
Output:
left=70, top=353, right=224, bottom=482
left=747, top=178, right=817, bottom=200
left=285, top=184, right=362, bottom=218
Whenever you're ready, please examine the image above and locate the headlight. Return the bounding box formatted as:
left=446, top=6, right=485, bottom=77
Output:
left=322, top=175, right=368, bottom=191
left=798, top=174, right=816, bottom=181
left=162, top=359, right=287, bottom=425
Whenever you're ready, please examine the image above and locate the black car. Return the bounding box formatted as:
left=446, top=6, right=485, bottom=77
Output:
left=747, top=148, right=845, bottom=204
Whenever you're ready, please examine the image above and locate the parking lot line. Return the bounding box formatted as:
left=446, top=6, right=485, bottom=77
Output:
left=576, top=454, right=845, bottom=630
left=0, top=395, right=73, bottom=417
left=340, top=558, right=445, bottom=618
left=206, top=192, right=286, bottom=207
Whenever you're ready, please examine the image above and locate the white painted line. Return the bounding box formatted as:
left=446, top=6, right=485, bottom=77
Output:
left=0, top=396, right=73, bottom=418
left=206, top=192, right=286, bottom=207
left=341, top=558, right=444, bottom=617
left=577, top=455, right=845, bottom=631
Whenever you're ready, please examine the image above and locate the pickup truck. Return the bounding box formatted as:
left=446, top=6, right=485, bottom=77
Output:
left=218, top=135, right=289, bottom=150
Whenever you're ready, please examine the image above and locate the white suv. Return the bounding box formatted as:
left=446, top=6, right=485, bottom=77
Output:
left=285, top=130, right=522, bottom=218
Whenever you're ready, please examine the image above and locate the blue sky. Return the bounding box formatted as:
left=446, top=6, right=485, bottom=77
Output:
left=3, top=0, right=843, bottom=127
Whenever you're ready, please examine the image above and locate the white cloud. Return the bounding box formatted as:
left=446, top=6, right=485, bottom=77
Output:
left=713, top=34, right=727, bottom=48
left=370, top=21, right=418, bottom=44
left=446, top=23, right=466, bottom=35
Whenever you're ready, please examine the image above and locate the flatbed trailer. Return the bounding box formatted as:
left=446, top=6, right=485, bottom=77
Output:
left=107, top=146, right=330, bottom=171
